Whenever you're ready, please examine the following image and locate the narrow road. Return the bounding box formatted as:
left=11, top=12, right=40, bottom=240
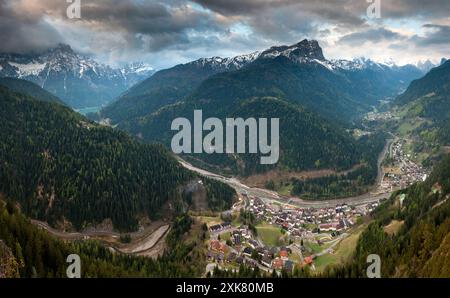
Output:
left=314, top=233, right=349, bottom=257
left=31, top=220, right=120, bottom=240
left=178, top=137, right=393, bottom=209
left=31, top=219, right=170, bottom=257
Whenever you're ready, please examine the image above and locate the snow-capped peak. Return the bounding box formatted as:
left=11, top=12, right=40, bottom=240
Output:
left=416, top=59, right=437, bottom=72
left=191, top=51, right=261, bottom=70
left=121, top=62, right=154, bottom=75
left=0, top=44, right=156, bottom=108
left=329, top=57, right=399, bottom=71
left=189, top=39, right=327, bottom=71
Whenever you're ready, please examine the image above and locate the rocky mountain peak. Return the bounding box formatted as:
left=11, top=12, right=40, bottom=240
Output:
left=259, top=39, right=325, bottom=61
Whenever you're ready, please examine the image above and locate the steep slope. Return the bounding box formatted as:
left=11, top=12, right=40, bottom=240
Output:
left=0, top=44, right=154, bottom=108
left=112, top=42, right=399, bottom=177
left=392, top=61, right=450, bottom=162
left=0, top=84, right=236, bottom=232
left=181, top=55, right=366, bottom=121
left=100, top=52, right=259, bottom=123
left=396, top=60, right=450, bottom=107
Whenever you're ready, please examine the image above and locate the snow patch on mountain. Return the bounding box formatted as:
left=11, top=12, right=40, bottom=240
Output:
left=191, top=51, right=261, bottom=71
left=8, top=61, right=47, bottom=77
left=0, top=44, right=155, bottom=108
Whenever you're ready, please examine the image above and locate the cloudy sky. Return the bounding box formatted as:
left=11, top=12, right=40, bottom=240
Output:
left=1, top=0, right=449, bottom=69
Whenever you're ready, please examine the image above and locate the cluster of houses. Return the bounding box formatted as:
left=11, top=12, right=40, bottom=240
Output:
left=248, top=197, right=379, bottom=237
left=205, top=189, right=388, bottom=273
left=206, top=197, right=383, bottom=272
left=364, top=111, right=397, bottom=122
left=381, top=140, right=428, bottom=191
left=209, top=222, right=232, bottom=233
left=207, top=233, right=306, bottom=273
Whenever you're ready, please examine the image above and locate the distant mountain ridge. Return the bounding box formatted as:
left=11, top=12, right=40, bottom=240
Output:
left=99, top=39, right=425, bottom=125
left=0, top=44, right=155, bottom=108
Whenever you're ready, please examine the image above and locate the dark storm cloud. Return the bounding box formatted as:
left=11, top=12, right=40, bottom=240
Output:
left=191, top=0, right=295, bottom=15
left=78, top=1, right=221, bottom=36
left=0, top=0, right=227, bottom=54
left=339, top=28, right=406, bottom=45
left=0, top=0, right=62, bottom=53
left=379, top=0, right=450, bottom=19
left=412, top=24, right=450, bottom=46
left=1, top=0, right=449, bottom=67
left=193, top=0, right=367, bottom=35
left=193, top=0, right=450, bottom=21
left=72, top=0, right=225, bottom=52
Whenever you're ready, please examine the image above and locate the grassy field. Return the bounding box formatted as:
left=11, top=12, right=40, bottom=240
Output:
left=305, top=241, right=323, bottom=254
left=397, top=119, right=424, bottom=136
left=196, top=216, right=221, bottom=227
left=384, top=220, right=404, bottom=236
left=219, top=231, right=232, bottom=241
left=314, top=225, right=367, bottom=272
left=277, top=183, right=293, bottom=196
left=256, top=223, right=284, bottom=247
left=313, top=253, right=337, bottom=270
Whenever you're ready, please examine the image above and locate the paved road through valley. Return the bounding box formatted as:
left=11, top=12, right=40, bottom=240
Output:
left=178, top=138, right=394, bottom=209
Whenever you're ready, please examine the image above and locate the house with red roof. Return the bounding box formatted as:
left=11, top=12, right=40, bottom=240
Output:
left=279, top=250, right=289, bottom=260
left=272, top=258, right=284, bottom=270
left=304, top=256, right=313, bottom=266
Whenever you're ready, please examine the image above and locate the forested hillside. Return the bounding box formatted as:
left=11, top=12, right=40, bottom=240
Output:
left=120, top=96, right=372, bottom=177
left=291, top=132, right=387, bottom=199
left=98, top=57, right=239, bottom=123
left=0, top=84, right=235, bottom=231
left=0, top=78, right=65, bottom=105
left=0, top=200, right=206, bottom=277
left=396, top=60, right=450, bottom=142
left=321, top=154, right=450, bottom=277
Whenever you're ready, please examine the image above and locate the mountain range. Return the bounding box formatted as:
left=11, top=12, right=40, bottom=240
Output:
left=93, top=40, right=424, bottom=177
left=0, top=44, right=155, bottom=108
left=98, top=39, right=426, bottom=125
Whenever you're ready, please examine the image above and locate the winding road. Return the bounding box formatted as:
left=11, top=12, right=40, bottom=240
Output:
left=178, top=137, right=394, bottom=208
left=32, top=138, right=393, bottom=256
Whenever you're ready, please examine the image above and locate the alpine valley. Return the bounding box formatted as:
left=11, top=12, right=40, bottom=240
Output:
left=1, top=34, right=449, bottom=280
left=94, top=40, right=427, bottom=184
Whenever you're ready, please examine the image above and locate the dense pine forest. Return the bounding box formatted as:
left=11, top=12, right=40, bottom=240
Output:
left=124, top=96, right=382, bottom=178
left=0, top=83, right=236, bottom=231
left=291, top=133, right=387, bottom=199
left=0, top=86, right=191, bottom=231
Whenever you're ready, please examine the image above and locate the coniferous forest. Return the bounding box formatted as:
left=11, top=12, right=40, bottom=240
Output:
left=0, top=85, right=235, bottom=231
